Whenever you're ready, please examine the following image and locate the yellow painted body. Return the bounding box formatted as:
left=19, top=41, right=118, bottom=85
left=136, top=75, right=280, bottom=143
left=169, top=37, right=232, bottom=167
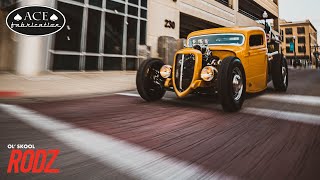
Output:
left=165, top=27, right=268, bottom=97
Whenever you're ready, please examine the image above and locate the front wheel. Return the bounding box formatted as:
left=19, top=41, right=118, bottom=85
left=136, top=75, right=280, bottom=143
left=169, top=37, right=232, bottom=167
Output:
left=218, top=57, right=246, bottom=112
left=136, top=59, right=166, bottom=101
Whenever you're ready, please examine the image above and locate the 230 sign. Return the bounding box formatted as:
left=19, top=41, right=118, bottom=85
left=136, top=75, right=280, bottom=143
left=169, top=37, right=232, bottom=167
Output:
left=165, top=19, right=175, bottom=29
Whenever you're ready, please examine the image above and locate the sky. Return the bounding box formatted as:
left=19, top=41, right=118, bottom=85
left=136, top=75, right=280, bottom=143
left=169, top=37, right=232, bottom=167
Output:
left=279, top=0, right=320, bottom=42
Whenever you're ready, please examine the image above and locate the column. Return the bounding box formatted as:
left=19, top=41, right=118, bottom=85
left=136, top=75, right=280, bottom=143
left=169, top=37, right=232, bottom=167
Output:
left=15, top=0, right=52, bottom=76
left=232, top=0, right=239, bottom=11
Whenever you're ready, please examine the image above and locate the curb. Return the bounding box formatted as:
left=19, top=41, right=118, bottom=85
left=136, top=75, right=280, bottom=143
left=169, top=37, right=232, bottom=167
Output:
left=0, top=91, right=21, bottom=98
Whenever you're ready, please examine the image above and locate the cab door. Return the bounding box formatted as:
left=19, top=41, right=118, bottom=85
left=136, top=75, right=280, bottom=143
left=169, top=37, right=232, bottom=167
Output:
left=247, top=34, right=268, bottom=92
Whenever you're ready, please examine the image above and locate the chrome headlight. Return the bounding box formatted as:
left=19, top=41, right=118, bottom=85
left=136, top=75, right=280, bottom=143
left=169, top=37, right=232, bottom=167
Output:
left=201, top=66, right=217, bottom=82
left=160, top=65, right=172, bottom=78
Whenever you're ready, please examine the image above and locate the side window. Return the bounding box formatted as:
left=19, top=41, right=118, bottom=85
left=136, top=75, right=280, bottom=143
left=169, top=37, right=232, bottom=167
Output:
left=249, top=35, right=264, bottom=47
left=298, top=37, right=305, bottom=44
left=286, top=37, right=293, bottom=44
left=285, top=28, right=293, bottom=35
left=297, top=27, right=305, bottom=34
left=286, top=46, right=293, bottom=53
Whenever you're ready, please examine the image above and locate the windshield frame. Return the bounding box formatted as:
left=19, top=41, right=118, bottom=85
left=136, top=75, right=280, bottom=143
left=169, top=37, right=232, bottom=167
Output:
left=188, top=33, right=246, bottom=47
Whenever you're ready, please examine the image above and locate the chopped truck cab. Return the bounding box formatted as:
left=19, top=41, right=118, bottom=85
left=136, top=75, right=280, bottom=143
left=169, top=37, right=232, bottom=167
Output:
left=136, top=27, right=288, bottom=112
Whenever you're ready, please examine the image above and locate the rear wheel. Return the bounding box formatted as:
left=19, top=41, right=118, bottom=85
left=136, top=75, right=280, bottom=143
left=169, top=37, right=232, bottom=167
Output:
left=136, top=59, right=166, bottom=101
left=272, top=54, right=288, bottom=92
left=218, top=57, right=246, bottom=112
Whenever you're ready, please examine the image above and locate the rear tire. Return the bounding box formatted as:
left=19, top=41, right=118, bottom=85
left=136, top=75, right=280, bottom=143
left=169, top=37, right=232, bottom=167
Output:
left=272, top=54, right=288, bottom=92
left=136, top=59, right=166, bottom=101
left=218, top=57, right=246, bottom=112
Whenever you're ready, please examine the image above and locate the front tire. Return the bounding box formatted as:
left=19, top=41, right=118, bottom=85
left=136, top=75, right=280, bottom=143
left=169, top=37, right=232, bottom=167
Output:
left=136, top=59, right=166, bottom=101
left=272, top=54, right=288, bottom=92
left=218, top=57, right=246, bottom=112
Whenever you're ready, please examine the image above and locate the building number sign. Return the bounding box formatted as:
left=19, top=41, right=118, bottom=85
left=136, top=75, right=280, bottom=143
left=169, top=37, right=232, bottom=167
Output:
left=165, top=19, right=175, bottom=29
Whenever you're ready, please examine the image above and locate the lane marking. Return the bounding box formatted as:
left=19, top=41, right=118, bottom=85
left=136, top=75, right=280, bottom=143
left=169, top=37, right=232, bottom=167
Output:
left=258, top=94, right=320, bottom=107
left=118, top=92, right=320, bottom=108
left=0, top=104, right=234, bottom=180
left=115, top=92, right=141, bottom=97
left=241, top=107, right=320, bottom=125
left=116, top=92, right=320, bottom=125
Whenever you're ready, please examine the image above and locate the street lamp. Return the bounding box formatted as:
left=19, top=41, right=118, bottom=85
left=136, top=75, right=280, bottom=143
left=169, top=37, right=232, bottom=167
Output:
left=262, top=11, right=268, bottom=33
left=309, top=32, right=318, bottom=67
left=314, top=44, right=319, bottom=68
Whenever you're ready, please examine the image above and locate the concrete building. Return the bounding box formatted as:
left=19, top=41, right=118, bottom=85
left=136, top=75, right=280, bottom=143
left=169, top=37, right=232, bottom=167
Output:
left=0, top=0, right=279, bottom=76
left=280, top=19, right=318, bottom=65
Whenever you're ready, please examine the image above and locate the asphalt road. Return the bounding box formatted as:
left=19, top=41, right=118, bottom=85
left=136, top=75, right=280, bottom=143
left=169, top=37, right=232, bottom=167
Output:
left=1, top=68, right=320, bottom=180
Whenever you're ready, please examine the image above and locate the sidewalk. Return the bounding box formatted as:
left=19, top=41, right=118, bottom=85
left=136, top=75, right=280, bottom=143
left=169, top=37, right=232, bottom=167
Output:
left=0, top=71, right=136, bottom=100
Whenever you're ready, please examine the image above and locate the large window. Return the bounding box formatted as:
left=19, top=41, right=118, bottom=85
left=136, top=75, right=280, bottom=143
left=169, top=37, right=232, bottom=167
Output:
left=298, top=37, right=306, bottom=44
left=286, top=46, right=293, bottom=53
left=127, top=18, right=137, bottom=55
left=86, top=9, right=101, bottom=53
left=51, top=0, right=148, bottom=71
left=129, top=0, right=139, bottom=5
left=104, top=13, right=124, bottom=54
left=52, top=55, right=80, bottom=71
left=103, top=57, right=122, bottom=70
left=141, top=0, right=147, bottom=7
left=126, top=58, right=138, bottom=70
left=285, top=28, right=293, bottom=35
left=54, top=2, right=83, bottom=52
left=85, top=56, right=99, bottom=71
left=297, top=27, right=305, bottom=34
left=106, top=0, right=125, bottom=13
left=71, top=0, right=84, bottom=3
left=215, top=0, right=230, bottom=8
left=140, top=20, right=146, bottom=45
left=286, top=37, right=293, bottom=44
left=298, top=46, right=306, bottom=53
left=89, top=0, right=103, bottom=7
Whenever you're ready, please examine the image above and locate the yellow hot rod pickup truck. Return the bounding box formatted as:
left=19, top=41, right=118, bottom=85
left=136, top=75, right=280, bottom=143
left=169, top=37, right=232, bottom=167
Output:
left=136, top=27, right=288, bottom=112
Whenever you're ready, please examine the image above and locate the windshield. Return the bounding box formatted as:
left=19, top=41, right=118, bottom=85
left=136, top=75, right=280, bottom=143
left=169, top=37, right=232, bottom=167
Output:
left=188, top=34, right=245, bottom=47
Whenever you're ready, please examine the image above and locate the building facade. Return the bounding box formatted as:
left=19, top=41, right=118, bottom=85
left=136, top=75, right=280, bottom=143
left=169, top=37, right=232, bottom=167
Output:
left=0, top=0, right=279, bottom=75
left=280, top=19, right=318, bottom=65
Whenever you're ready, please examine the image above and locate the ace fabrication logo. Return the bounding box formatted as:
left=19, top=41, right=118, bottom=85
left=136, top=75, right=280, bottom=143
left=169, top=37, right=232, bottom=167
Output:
left=6, top=6, right=66, bottom=36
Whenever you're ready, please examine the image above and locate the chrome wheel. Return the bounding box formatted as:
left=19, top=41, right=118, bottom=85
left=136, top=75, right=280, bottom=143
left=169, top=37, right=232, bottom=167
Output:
left=232, top=67, right=244, bottom=101
left=282, top=66, right=287, bottom=86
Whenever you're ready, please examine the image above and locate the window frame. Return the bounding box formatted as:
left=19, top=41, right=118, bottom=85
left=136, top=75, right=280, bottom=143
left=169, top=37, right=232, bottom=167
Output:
left=49, top=0, right=148, bottom=71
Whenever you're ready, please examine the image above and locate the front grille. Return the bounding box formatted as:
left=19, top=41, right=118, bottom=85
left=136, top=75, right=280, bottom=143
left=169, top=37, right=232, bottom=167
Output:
left=174, top=54, right=195, bottom=92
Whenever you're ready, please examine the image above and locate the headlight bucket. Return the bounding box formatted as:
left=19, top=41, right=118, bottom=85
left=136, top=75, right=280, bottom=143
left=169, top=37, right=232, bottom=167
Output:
left=201, top=66, right=217, bottom=82
left=160, top=65, right=172, bottom=78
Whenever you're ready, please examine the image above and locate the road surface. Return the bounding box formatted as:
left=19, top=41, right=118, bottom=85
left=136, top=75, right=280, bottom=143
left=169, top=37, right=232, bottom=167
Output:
left=1, top=68, right=320, bottom=180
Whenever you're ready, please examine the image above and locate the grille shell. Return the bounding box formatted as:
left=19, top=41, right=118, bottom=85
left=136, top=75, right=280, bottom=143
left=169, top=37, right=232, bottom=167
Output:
left=174, top=54, right=195, bottom=92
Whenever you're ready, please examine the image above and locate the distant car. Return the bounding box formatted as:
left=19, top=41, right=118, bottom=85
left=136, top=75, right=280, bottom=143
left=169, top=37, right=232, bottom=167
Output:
left=136, top=27, right=288, bottom=112
left=293, top=59, right=302, bottom=68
